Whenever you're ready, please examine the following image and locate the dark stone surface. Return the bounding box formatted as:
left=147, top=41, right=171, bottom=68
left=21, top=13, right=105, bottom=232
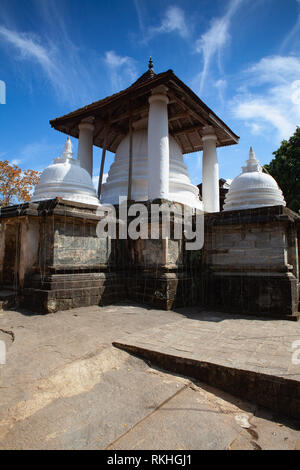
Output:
left=202, top=272, right=298, bottom=317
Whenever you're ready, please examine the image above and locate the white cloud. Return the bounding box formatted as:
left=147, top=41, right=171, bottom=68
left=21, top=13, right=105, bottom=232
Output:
left=104, top=51, right=137, bottom=91
left=246, top=122, right=264, bottom=135
left=245, top=56, right=300, bottom=85
left=233, top=55, right=300, bottom=140
left=92, top=173, right=107, bottom=190
left=195, top=0, right=243, bottom=93
left=0, top=25, right=58, bottom=80
left=146, top=6, right=188, bottom=41
left=235, top=100, right=295, bottom=139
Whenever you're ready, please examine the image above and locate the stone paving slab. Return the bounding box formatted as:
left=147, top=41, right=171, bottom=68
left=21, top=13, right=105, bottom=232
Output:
left=113, top=309, right=300, bottom=419
left=0, top=304, right=300, bottom=449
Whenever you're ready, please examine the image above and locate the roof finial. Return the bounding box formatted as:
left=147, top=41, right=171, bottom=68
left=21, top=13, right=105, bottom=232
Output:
left=63, top=136, right=73, bottom=159
left=54, top=136, right=74, bottom=164
left=241, top=146, right=261, bottom=173
left=249, top=146, right=255, bottom=160
left=148, top=56, right=153, bottom=71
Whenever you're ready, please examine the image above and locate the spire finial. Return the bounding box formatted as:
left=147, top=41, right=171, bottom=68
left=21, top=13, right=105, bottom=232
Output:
left=249, top=146, right=255, bottom=160
left=148, top=56, right=153, bottom=70
left=54, top=136, right=74, bottom=164
left=63, top=136, right=73, bottom=158
left=241, top=146, right=261, bottom=173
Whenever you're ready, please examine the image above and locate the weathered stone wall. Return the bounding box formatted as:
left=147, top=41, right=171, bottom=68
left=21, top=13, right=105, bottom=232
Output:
left=53, top=219, right=111, bottom=267
left=0, top=221, right=20, bottom=287
left=0, top=200, right=123, bottom=313
left=19, top=217, right=40, bottom=288
left=201, top=206, right=299, bottom=318
left=205, top=225, right=287, bottom=267
left=0, top=201, right=298, bottom=317
left=0, top=222, right=6, bottom=285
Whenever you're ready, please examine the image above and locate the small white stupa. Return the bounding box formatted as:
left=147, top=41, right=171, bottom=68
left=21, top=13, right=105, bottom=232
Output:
left=223, top=147, right=286, bottom=211
left=31, top=137, right=100, bottom=206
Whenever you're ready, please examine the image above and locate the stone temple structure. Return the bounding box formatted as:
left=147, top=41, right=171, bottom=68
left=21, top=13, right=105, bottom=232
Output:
left=0, top=59, right=299, bottom=319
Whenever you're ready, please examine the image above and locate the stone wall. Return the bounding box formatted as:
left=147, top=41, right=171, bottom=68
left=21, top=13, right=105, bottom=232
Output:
left=201, top=206, right=299, bottom=318
left=0, top=200, right=299, bottom=317
left=0, top=199, right=124, bottom=313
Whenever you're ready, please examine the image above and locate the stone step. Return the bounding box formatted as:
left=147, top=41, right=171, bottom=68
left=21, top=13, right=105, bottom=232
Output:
left=113, top=340, right=300, bottom=421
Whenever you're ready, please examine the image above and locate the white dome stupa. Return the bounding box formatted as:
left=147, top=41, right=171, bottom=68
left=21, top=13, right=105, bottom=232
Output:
left=101, top=123, right=202, bottom=209
left=31, top=137, right=100, bottom=206
left=223, top=147, right=286, bottom=211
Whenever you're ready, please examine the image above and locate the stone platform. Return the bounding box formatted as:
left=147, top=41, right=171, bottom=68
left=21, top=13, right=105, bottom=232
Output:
left=113, top=308, right=300, bottom=420
left=0, top=304, right=300, bottom=449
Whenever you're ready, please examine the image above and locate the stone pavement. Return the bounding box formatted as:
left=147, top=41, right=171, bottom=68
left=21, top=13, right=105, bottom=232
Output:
left=115, top=309, right=300, bottom=379
left=0, top=303, right=299, bottom=450
left=114, top=309, right=300, bottom=420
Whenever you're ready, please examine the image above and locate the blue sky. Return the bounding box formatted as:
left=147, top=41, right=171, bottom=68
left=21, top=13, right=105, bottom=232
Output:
left=0, top=0, right=299, bottom=187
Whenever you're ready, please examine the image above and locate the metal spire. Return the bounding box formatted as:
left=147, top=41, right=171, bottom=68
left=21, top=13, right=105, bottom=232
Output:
left=148, top=56, right=154, bottom=71
left=54, top=136, right=74, bottom=163
left=249, top=146, right=255, bottom=160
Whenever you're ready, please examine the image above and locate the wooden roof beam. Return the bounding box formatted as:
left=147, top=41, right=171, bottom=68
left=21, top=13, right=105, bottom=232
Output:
left=110, top=105, right=149, bottom=124
left=168, top=112, right=190, bottom=122
left=171, top=124, right=204, bottom=136
left=167, top=90, right=207, bottom=126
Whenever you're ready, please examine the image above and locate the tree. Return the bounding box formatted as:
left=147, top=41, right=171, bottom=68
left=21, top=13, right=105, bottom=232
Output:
left=264, top=127, right=300, bottom=213
left=0, top=160, right=40, bottom=207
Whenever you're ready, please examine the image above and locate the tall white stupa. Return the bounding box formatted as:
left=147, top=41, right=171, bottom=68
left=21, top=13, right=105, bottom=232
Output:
left=223, top=147, right=286, bottom=211
left=31, top=137, right=100, bottom=206
left=101, top=119, right=202, bottom=209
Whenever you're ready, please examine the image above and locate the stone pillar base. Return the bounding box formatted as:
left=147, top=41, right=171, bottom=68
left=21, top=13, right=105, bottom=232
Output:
left=22, top=271, right=125, bottom=314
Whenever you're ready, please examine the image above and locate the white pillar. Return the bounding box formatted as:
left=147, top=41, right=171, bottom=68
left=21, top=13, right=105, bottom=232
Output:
left=148, top=86, right=169, bottom=200
left=202, top=127, right=220, bottom=212
left=78, top=118, right=94, bottom=176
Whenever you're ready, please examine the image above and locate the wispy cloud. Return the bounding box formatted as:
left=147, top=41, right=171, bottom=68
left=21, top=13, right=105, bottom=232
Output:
left=0, top=25, right=58, bottom=80
left=148, top=6, right=188, bottom=39
left=215, top=79, right=227, bottom=107
left=133, top=0, right=146, bottom=35
left=104, top=51, right=137, bottom=91
left=12, top=140, right=62, bottom=171
left=134, top=5, right=189, bottom=44
left=232, top=55, right=300, bottom=140
left=195, top=0, right=244, bottom=93
left=0, top=10, right=103, bottom=107
left=280, top=0, right=300, bottom=52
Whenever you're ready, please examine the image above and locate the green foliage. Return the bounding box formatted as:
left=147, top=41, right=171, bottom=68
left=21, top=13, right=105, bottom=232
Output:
left=264, top=127, right=300, bottom=213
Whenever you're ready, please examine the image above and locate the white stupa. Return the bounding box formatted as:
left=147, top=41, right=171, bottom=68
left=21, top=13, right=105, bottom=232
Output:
left=223, top=147, right=286, bottom=211
left=101, top=121, right=202, bottom=210
left=31, top=137, right=100, bottom=206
